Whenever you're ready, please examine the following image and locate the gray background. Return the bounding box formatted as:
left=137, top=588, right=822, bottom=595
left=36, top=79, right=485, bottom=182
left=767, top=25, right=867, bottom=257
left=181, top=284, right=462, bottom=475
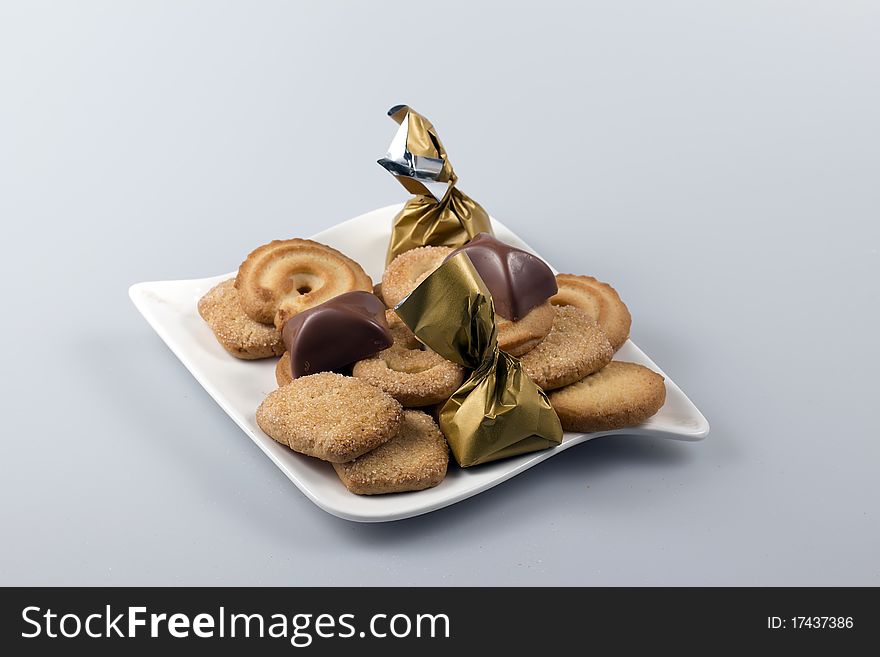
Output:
left=1, top=1, right=878, bottom=586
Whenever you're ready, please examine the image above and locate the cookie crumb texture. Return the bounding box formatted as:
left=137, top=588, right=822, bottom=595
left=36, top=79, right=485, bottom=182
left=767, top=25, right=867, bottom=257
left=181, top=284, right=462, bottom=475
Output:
left=495, top=300, right=555, bottom=357
left=333, top=410, right=449, bottom=495
left=552, top=274, right=632, bottom=352
left=197, top=279, right=285, bottom=359
left=549, top=361, right=666, bottom=432
left=381, top=245, right=453, bottom=308
left=520, top=305, right=613, bottom=390
left=275, top=352, right=293, bottom=387
left=256, top=372, right=402, bottom=463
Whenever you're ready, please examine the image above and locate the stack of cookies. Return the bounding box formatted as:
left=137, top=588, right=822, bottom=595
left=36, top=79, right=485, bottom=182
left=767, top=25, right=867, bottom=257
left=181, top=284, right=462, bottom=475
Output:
left=198, top=233, right=666, bottom=495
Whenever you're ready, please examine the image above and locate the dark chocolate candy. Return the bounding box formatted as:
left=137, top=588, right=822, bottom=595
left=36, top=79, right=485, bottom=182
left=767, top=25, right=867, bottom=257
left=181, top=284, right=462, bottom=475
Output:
left=446, top=233, right=557, bottom=321
left=281, top=291, right=392, bottom=379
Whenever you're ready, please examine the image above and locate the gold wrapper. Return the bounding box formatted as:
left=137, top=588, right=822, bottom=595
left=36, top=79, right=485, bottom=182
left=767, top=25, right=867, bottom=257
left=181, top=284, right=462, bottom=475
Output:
left=378, top=105, right=493, bottom=264
left=395, top=253, right=563, bottom=467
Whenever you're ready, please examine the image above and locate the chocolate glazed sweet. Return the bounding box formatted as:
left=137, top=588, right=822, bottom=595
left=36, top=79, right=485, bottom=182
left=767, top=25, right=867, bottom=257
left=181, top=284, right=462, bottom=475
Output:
left=281, top=291, right=392, bottom=378
left=446, top=233, right=558, bottom=321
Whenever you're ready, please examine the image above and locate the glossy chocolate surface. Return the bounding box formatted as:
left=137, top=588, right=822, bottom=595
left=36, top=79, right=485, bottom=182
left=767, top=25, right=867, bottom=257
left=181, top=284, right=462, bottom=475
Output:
left=447, top=233, right=557, bottom=321
left=281, top=291, right=392, bottom=378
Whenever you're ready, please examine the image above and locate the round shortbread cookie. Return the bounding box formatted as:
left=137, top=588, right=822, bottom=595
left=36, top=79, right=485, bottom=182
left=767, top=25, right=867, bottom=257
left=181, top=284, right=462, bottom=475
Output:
left=551, top=274, right=632, bottom=351
left=235, top=238, right=372, bottom=329
left=198, top=279, right=285, bottom=359
left=351, top=311, right=464, bottom=407
left=256, top=372, right=402, bottom=463
left=548, top=361, right=666, bottom=432
left=332, top=410, right=449, bottom=495
left=381, top=245, right=453, bottom=308
left=519, top=306, right=613, bottom=391
left=496, top=301, right=555, bottom=357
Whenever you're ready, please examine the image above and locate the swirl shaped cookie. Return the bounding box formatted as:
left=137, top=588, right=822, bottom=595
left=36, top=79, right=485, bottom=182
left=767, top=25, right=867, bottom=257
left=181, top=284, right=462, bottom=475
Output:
left=548, top=361, right=665, bottom=432
left=235, top=238, right=372, bottom=329
left=351, top=312, right=465, bottom=407
left=198, top=279, right=285, bottom=359
left=519, top=306, right=613, bottom=391
left=551, top=274, right=631, bottom=351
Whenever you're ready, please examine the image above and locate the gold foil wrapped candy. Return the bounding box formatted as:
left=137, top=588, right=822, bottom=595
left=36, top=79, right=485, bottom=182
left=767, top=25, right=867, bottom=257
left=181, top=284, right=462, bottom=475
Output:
left=394, top=252, right=563, bottom=467
left=378, top=105, right=493, bottom=264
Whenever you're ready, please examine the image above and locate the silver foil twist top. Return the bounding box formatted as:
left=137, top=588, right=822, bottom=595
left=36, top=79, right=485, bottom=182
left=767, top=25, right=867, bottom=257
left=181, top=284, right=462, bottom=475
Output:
left=377, top=105, right=454, bottom=202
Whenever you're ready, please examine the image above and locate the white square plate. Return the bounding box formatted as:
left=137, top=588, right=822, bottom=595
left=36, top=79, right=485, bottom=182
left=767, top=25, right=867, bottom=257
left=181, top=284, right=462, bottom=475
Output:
left=130, top=204, right=709, bottom=522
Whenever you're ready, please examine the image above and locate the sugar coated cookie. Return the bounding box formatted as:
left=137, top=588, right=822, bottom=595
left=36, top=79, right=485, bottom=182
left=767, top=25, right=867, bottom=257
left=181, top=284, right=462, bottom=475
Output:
left=520, top=306, right=613, bottom=391
left=256, top=372, right=402, bottom=462
left=496, top=301, right=555, bottom=357
left=197, top=279, right=285, bottom=359
left=333, top=410, right=449, bottom=495
left=548, top=361, right=666, bottom=432
left=275, top=352, right=293, bottom=387
left=235, top=238, right=372, bottom=329
left=381, top=245, right=453, bottom=308
left=551, top=274, right=632, bottom=351
left=351, top=311, right=465, bottom=406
